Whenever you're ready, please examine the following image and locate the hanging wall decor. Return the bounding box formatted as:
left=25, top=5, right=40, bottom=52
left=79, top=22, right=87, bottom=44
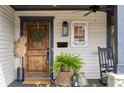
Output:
left=62, top=21, right=68, bottom=36
left=71, top=21, right=88, bottom=47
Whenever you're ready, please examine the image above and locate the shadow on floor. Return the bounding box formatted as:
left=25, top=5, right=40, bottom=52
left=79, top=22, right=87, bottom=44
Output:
left=8, top=79, right=107, bottom=87
left=87, top=79, right=106, bottom=87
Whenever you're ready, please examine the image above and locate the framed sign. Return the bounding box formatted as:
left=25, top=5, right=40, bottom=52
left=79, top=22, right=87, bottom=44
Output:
left=71, top=21, right=88, bottom=47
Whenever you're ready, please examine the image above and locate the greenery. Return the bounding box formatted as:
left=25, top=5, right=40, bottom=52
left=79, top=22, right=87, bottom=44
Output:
left=31, top=30, right=45, bottom=42
left=53, top=53, right=85, bottom=77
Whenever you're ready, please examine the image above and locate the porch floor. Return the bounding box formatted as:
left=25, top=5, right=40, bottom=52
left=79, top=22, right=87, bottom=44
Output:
left=8, top=79, right=107, bottom=87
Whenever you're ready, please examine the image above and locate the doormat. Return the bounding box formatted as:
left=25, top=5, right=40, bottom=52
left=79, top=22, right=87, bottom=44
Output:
left=23, top=79, right=51, bottom=87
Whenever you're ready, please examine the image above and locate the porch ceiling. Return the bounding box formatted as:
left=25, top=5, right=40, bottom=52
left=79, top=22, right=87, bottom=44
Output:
left=11, top=5, right=115, bottom=12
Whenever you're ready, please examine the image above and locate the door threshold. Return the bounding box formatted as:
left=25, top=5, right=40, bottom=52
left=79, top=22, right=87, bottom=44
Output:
left=22, top=79, right=51, bottom=85
left=25, top=77, right=50, bottom=80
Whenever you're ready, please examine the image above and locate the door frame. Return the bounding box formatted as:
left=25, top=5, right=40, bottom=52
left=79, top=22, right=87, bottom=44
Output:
left=19, top=16, right=55, bottom=79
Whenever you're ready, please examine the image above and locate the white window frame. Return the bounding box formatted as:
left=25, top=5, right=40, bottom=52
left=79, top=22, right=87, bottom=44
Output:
left=71, top=21, right=88, bottom=47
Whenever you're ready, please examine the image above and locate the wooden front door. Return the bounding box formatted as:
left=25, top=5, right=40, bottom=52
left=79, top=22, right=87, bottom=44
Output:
left=24, top=21, right=49, bottom=79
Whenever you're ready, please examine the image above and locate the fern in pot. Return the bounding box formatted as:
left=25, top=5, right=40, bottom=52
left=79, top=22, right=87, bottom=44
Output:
left=53, top=53, right=85, bottom=86
left=53, top=52, right=85, bottom=77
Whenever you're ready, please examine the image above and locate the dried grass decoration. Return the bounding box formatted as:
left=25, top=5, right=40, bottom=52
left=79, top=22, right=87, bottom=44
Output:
left=31, top=30, right=46, bottom=42
left=14, top=36, right=27, bottom=67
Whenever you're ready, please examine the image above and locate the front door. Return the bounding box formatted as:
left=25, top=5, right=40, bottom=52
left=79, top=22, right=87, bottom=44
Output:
left=24, top=21, right=49, bottom=79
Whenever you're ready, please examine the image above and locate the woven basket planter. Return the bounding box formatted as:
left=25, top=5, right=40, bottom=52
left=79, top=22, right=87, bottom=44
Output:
left=55, top=71, right=73, bottom=87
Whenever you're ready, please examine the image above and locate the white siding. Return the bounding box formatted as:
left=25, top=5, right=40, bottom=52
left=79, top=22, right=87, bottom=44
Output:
left=15, top=11, right=106, bottom=79
left=0, top=6, right=15, bottom=87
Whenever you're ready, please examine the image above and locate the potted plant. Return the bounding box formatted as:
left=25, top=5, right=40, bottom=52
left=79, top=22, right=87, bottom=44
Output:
left=53, top=52, right=85, bottom=86
left=14, top=36, right=27, bottom=81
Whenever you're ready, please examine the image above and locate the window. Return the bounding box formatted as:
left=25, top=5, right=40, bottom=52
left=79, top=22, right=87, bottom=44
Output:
left=71, top=21, right=88, bottom=47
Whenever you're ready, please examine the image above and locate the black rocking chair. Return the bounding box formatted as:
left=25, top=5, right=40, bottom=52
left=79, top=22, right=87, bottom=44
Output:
left=98, top=46, right=114, bottom=85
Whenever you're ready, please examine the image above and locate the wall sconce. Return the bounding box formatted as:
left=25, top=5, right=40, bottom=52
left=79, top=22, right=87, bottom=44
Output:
left=62, top=21, right=68, bottom=36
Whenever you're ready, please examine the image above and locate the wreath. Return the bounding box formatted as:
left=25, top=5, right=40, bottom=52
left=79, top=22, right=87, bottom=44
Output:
left=31, top=30, right=46, bottom=42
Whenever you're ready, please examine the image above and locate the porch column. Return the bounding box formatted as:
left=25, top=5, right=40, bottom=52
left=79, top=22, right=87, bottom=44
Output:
left=116, top=5, right=124, bottom=74
left=106, top=10, right=112, bottom=48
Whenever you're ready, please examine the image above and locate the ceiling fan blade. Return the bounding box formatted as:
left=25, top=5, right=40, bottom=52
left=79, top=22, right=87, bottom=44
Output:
left=72, top=10, right=83, bottom=13
left=83, top=10, right=93, bottom=16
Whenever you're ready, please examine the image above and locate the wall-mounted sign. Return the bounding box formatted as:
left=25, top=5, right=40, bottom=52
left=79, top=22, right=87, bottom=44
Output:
left=57, top=42, right=68, bottom=48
